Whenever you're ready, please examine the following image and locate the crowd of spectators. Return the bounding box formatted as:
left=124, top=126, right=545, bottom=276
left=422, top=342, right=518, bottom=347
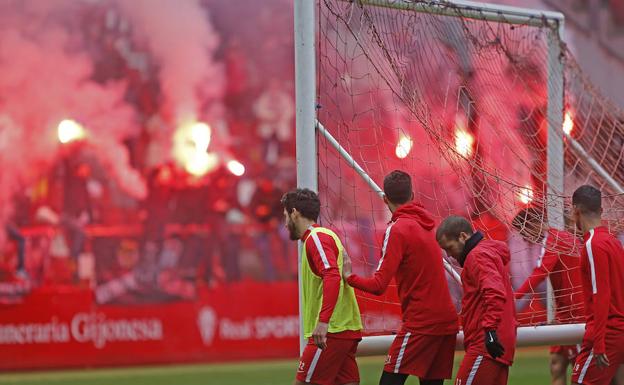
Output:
left=0, top=0, right=304, bottom=305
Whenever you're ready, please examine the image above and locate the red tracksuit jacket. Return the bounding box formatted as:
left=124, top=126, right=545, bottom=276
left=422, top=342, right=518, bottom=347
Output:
left=580, top=226, right=624, bottom=354
left=515, top=228, right=584, bottom=322
left=347, top=202, right=458, bottom=335
left=461, top=238, right=516, bottom=365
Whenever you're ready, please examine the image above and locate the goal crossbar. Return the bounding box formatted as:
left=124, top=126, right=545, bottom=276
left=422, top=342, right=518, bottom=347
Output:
left=343, top=0, right=564, bottom=28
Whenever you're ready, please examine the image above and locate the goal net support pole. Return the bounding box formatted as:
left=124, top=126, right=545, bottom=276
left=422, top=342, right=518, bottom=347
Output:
left=564, top=133, right=624, bottom=194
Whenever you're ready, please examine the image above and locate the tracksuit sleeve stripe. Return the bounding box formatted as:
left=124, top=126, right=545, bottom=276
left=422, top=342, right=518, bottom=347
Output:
left=585, top=229, right=597, bottom=294
left=311, top=232, right=331, bottom=269
left=377, top=222, right=396, bottom=271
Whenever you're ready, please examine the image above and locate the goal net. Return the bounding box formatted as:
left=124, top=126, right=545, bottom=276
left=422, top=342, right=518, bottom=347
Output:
left=300, top=0, right=624, bottom=348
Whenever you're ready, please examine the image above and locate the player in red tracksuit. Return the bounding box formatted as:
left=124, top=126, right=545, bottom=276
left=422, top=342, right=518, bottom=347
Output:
left=342, top=170, right=459, bottom=385
left=282, top=188, right=362, bottom=385
left=436, top=216, right=516, bottom=385
left=570, top=185, right=624, bottom=385
left=512, top=207, right=584, bottom=385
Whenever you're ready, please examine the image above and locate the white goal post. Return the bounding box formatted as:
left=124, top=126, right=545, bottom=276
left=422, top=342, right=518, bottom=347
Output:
left=294, top=0, right=587, bottom=356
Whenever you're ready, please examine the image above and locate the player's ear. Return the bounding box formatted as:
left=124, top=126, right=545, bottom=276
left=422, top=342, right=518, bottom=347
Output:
left=410, top=191, right=414, bottom=201
left=572, top=205, right=581, bottom=220
left=383, top=194, right=389, bottom=205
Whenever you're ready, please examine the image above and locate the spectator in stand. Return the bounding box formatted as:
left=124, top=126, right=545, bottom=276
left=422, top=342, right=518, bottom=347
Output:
left=0, top=240, right=31, bottom=304
left=6, top=224, right=26, bottom=280
left=143, top=165, right=173, bottom=245
left=253, top=79, right=294, bottom=166
left=224, top=37, right=249, bottom=118
left=207, top=166, right=243, bottom=283
left=61, top=158, right=93, bottom=271
left=249, top=177, right=285, bottom=281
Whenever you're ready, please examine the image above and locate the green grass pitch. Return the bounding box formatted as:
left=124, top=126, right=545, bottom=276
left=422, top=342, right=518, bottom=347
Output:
left=0, top=348, right=554, bottom=385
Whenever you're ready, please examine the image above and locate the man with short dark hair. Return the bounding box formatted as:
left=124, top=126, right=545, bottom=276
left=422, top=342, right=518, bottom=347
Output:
left=570, top=185, right=624, bottom=385
left=281, top=188, right=363, bottom=385
left=436, top=216, right=516, bottom=385
left=342, top=170, right=458, bottom=385
left=512, top=207, right=583, bottom=385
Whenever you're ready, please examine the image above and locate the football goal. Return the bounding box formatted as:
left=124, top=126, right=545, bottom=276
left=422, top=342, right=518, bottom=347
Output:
left=295, top=0, right=624, bottom=355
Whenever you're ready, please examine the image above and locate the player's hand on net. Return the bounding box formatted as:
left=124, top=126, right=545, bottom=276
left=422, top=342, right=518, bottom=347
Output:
left=342, top=251, right=353, bottom=280
left=312, top=322, right=329, bottom=350
left=596, top=353, right=610, bottom=369
left=484, top=330, right=505, bottom=359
